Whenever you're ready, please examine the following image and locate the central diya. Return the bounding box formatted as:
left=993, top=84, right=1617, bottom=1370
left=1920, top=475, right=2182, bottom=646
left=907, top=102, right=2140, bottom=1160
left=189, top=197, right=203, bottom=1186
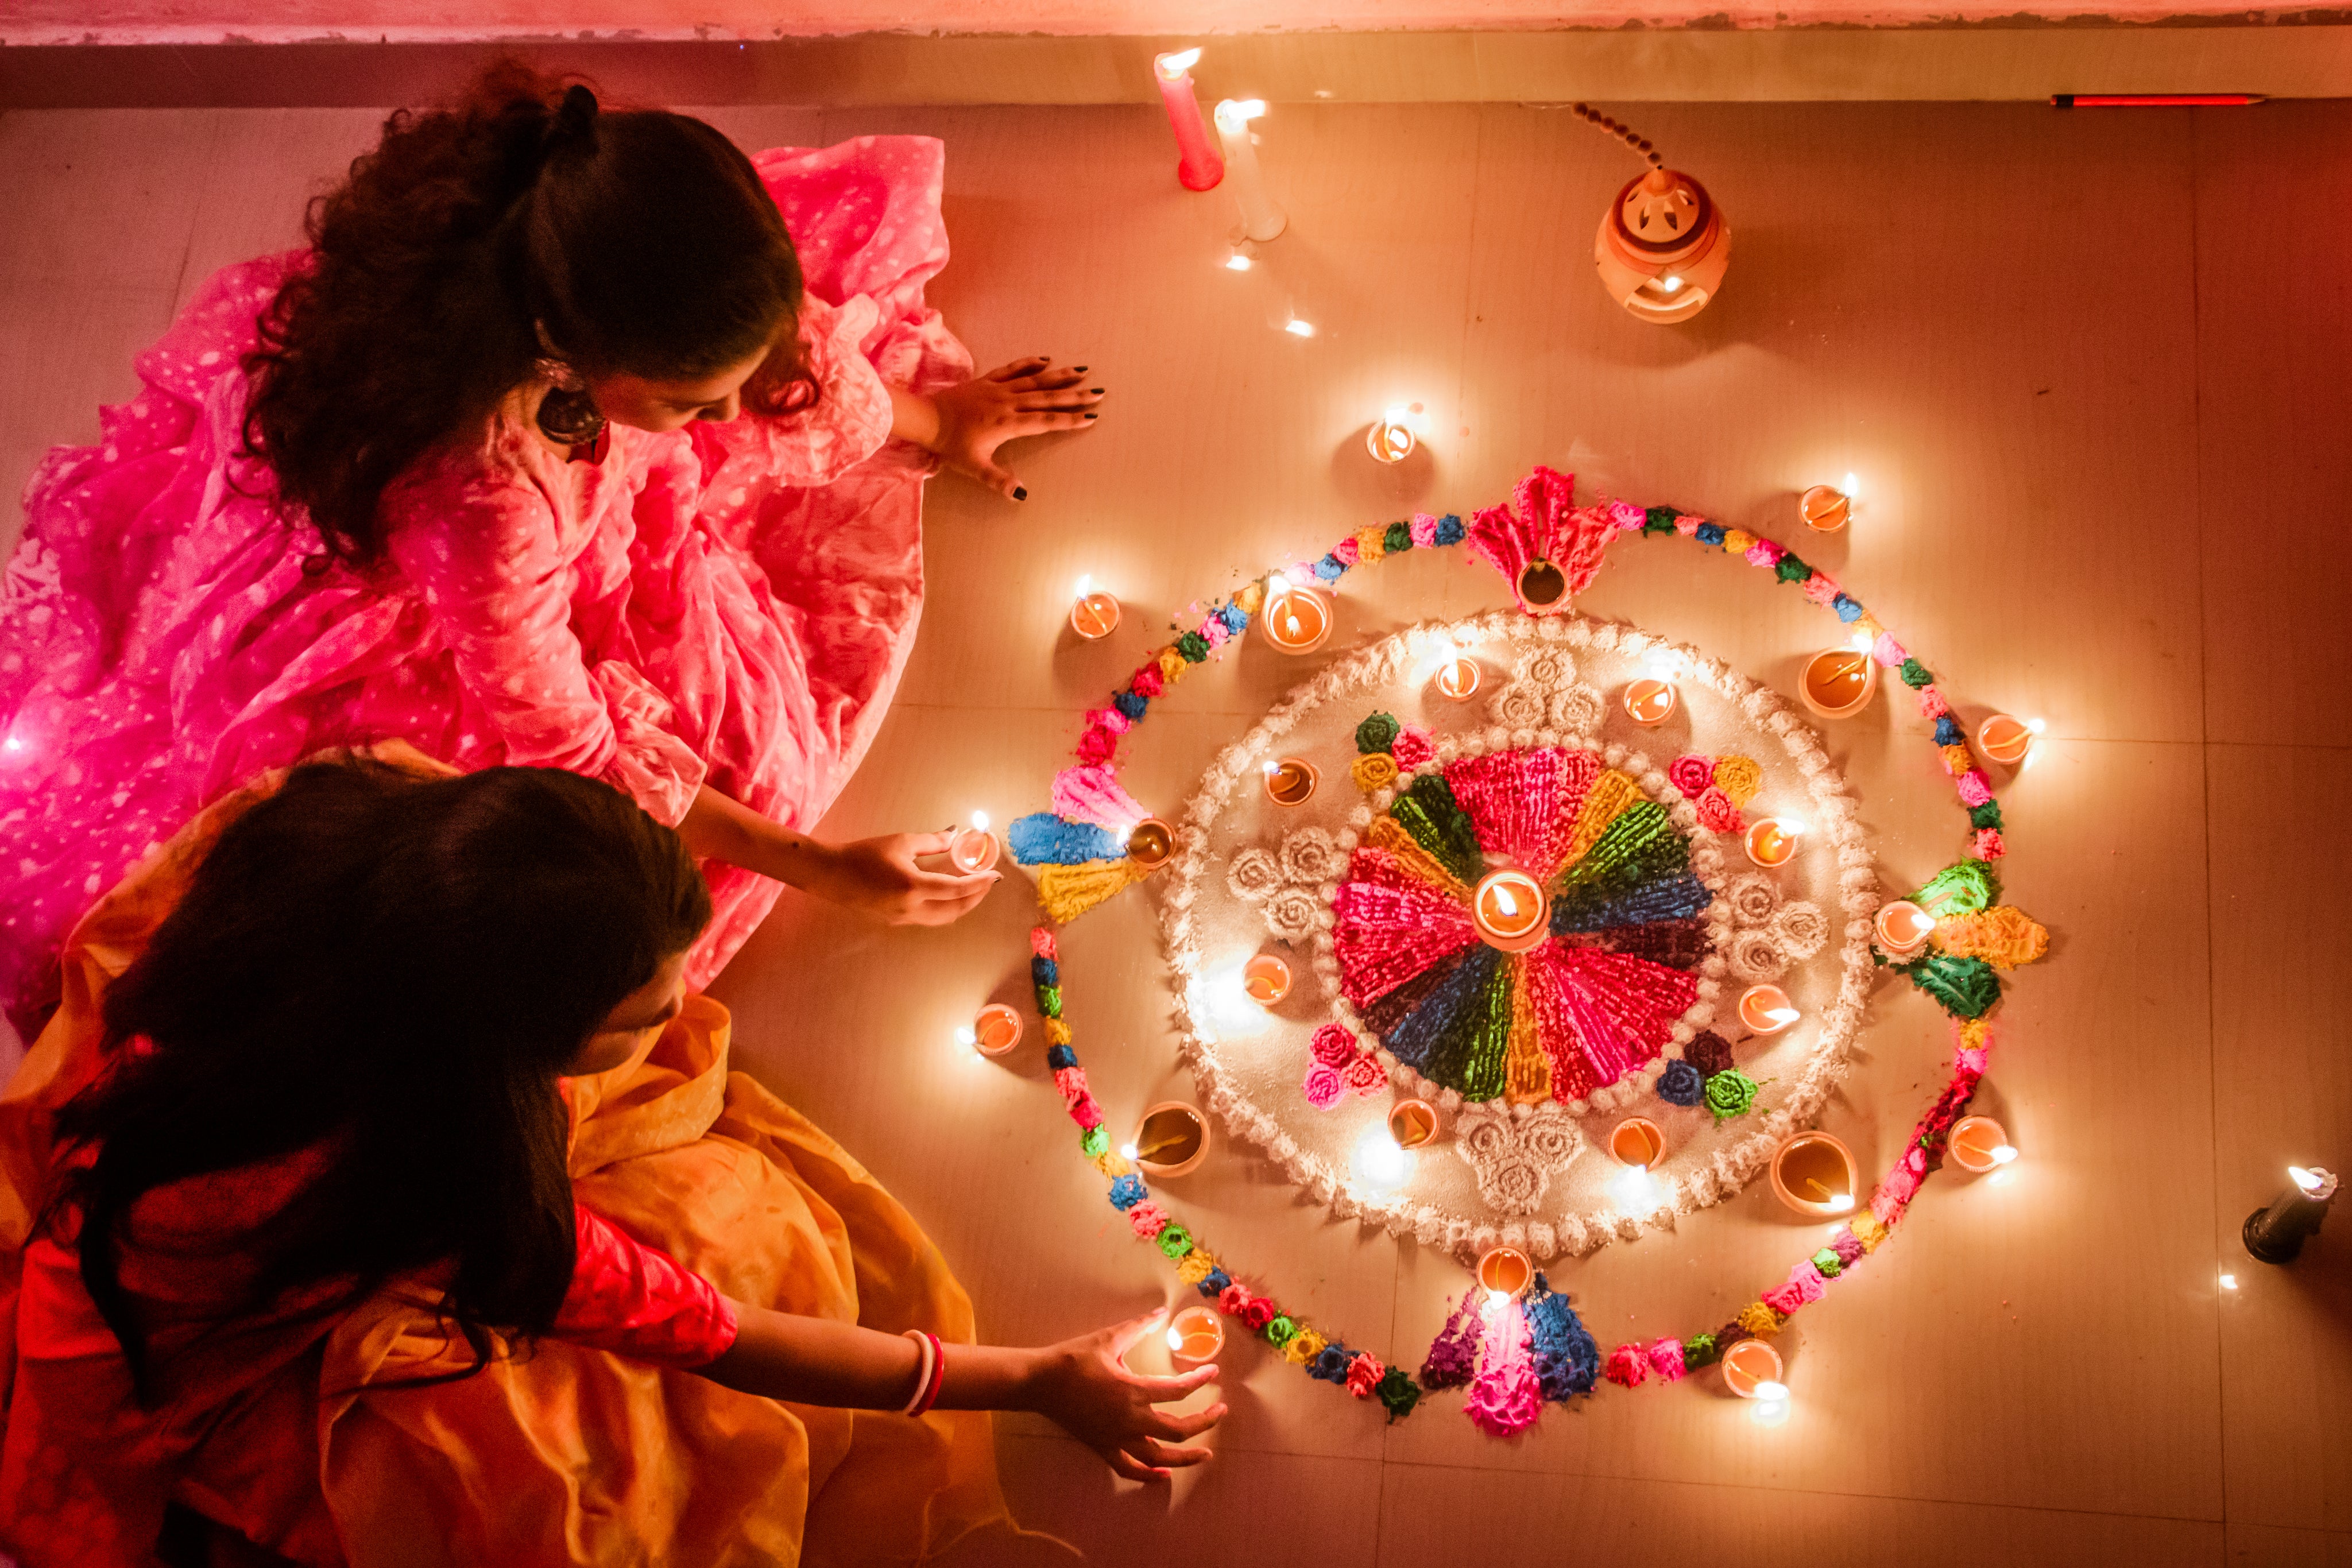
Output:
left=1165, top=611, right=1876, bottom=1261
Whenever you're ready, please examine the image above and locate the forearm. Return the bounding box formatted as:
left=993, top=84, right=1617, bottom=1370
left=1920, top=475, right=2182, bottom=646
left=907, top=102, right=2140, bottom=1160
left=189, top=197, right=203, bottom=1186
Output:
left=696, top=1300, right=1050, bottom=1412
left=888, top=384, right=942, bottom=452
left=676, top=784, right=826, bottom=888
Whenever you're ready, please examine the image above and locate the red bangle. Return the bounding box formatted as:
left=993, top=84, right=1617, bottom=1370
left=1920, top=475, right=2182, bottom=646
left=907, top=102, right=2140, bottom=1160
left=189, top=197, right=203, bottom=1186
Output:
left=907, top=1331, right=947, bottom=1418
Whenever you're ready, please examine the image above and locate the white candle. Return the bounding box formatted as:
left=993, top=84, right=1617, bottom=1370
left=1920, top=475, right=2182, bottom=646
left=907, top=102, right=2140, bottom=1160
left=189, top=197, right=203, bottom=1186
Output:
left=1212, top=99, right=1286, bottom=243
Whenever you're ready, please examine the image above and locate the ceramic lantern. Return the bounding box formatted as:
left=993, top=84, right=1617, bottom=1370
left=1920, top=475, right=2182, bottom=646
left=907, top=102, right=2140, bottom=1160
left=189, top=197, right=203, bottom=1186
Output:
left=1593, top=166, right=1731, bottom=326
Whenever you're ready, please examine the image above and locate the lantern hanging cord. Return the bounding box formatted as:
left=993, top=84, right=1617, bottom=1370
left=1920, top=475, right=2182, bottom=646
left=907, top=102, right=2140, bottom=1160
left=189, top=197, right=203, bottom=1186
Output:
left=1570, top=103, right=1664, bottom=169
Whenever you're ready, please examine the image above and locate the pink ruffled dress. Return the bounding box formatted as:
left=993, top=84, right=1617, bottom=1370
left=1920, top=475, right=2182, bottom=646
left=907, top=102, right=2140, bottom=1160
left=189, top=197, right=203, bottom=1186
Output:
left=0, top=137, right=971, bottom=1028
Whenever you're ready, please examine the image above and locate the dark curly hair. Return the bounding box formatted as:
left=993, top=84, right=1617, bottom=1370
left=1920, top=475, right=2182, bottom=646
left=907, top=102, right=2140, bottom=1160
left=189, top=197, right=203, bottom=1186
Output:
left=242, top=62, right=815, bottom=569
left=45, top=759, right=713, bottom=1401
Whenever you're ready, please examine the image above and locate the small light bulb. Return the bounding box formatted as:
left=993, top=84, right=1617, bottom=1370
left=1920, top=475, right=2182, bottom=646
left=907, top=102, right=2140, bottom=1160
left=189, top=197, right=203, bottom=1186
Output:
left=1225, top=253, right=1254, bottom=272
left=1285, top=319, right=1316, bottom=338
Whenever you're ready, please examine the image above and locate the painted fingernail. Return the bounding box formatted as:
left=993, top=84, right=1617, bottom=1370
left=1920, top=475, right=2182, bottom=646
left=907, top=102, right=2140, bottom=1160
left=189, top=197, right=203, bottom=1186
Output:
left=1090, top=387, right=1105, bottom=394
left=1072, top=365, right=1089, bottom=373
left=1013, top=485, right=1028, bottom=500
left=1084, top=412, right=1098, bottom=420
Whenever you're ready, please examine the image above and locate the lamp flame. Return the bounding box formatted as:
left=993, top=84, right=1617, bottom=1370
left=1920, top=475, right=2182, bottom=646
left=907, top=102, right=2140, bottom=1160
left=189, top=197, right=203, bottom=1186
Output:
left=1225, top=252, right=1254, bottom=272
left=1492, top=884, right=1518, bottom=917
left=1074, top=573, right=1094, bottom=597
left=1989, top=1144, right=2018, bottom=1166
left=1766, top=1008, right=1801, bottom=1026
left=2292, top=1165, right=2324, bottom=1193
left=1285, top=319, right=1316, bottom=338
left=1155, top=47, right=1202, bottom=78
left=969, top=810, right=990, bottom=833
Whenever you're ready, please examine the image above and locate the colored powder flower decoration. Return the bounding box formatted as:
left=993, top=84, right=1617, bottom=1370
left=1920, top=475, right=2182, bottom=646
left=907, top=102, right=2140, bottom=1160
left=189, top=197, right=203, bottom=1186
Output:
left=1420, top=1292, right=1483, bottom=1391
left=1345, top=1353, right=1385, bottom=1399
left=1703, top=1068, right=1760, bottom=1122
left=1342, top=1054, right=1388, bottom=1097
left=1656, top=1058, right=1705, bottom=1106
left=1695, top=787, right=1743, bottom=835
left=1310, top=1023, right=1360, bottom=1067
left=1356, top=711, right=1401, bottom=754
left=1351, top=753, right=1399, bottom=792
left=1668, top=754, right=1715, bottom=797
left=1301, top=1062, right=1346, bottom=1109
left=1390, top=726, right=1436, bottom=769
left=1603, top=1342, right=1649, bottom=1388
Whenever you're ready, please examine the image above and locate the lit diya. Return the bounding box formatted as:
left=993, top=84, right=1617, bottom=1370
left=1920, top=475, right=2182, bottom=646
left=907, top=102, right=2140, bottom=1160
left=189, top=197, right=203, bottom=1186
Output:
left=1068, top=575, right=1121, bottom=640
left=1259, top=577, right=1333, bottom=654
left=1242, top=952, right=1293, bottom=1005
left=1769, top=1131, right=1858, bottom=1215
left=1622, top=677, right=1677, bottom=726
left=1609, top=1116, right=1666, bottom=1167
left=1131, top=1102, right=1212, bottom=1179
left=1126, top=817, right=1177, bottom=869
left=1262, top=757, right=1318, bottom=806
left=1799, top=483, right=1850, bottom=532
left=1977, top=714, right=2034, bottom=765
left=1472, top=869, right=1550, bottom=953
left=1947, top=1115, right=2017, bottom=1174
left=1743, top=817, right=1802, bottom=868
left=1433, top=654, right=1481, bottom=702
left=1874, top=900, right=1935, bottom=960
left=1166, top=1305, right=1225, bottom=1364
left=1799, top=644, right=1877, bottom=719
left=969, top=1003, right=1023, bottom=1058
left=1476, top=1245, right=1533, bottom=1299
left=1738, top=984, right=1800, bottom=1036
left=1387, top=1099, right=1440, bottom=1149
left=1721, top=1337, right=1785, bottom=1397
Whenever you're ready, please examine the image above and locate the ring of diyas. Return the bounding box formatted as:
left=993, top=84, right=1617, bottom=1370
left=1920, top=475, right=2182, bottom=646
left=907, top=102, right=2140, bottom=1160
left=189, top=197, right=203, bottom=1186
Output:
left=1160, top=610, right=1874, bottom=1264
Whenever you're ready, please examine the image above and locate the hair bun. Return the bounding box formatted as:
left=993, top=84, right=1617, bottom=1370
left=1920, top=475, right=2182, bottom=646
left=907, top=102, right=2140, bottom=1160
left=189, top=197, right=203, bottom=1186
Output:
left=546, top=83, right=599, bottom=152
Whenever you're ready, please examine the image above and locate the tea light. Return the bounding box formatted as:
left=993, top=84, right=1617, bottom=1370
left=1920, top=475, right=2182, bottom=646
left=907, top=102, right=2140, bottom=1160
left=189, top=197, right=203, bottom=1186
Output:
left=1127, top=818, right=1177, bottom=869
left=2245, top=1166, right=2339, bottom=1263
left=1875, top=900, right=1936, bottom=960
left=1743, top=817, right=1803, bottom=868
left=1388, top=1099, right=1439, bottom=1149
left=1769, top=1131, right=1858, bottom=1215
left=1622, top=677, right=1677, bottom=727
left=1368, top=406, right=1417, bottom=464
left=1152, top=50, right=1224, bottom=192
left=969, top=1003, right=1023, bottom=1058
left=1167, top=1304, right=1226, bottom=1364
left=1977, top=714, right=2034, bottom=765
left=1947, top=1115, right=2017, bottom=1174
left=1212, top=98, right=1286, bottom=243
left=947, top=810, right=999, bottom=873
left=1069, top=575, right=1121, bottom=640
left=1132, top=1101, right=1212, bottom=1179
left=1433, top=654, right=1481, bottom=701
left=1738, top=984, right=1800, bottom=1036
left=1262, top=757, right=1318, bottom=806
left=1472, top=870, right=1551, bottom=954
left=1799, top=642, right=1878, bottom=719
left=1259, top=576, right=1333, bottom=654
left=1721, top=1337, right=1785, bottom=1397
left=1242, top=952, right=1292, bottom=1005
left=1352, top=1124, right=1414, bottom=1191
left=1477, top=1244, right=1532, bottom=1301
left=1800, top=483, right=1851, bottom=532
left=1609, top=1117, right=1665, bottom=1167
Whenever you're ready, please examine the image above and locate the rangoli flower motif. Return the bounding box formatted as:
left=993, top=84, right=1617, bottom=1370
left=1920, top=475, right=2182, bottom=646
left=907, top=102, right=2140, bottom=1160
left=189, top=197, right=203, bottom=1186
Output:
left=1333, top=740, right=1710, bottom=1106
left=1452, top=1103, right=1585, bottom=1215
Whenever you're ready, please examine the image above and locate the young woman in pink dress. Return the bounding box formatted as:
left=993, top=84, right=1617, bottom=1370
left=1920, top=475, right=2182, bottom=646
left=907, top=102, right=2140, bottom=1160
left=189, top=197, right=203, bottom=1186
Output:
left=0, top=67, right=1094, bottom=1033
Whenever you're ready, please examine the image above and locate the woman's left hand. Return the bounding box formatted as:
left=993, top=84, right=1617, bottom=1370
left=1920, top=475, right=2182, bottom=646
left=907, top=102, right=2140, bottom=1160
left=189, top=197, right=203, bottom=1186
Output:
left=918, top=358, right=1103, bottom=500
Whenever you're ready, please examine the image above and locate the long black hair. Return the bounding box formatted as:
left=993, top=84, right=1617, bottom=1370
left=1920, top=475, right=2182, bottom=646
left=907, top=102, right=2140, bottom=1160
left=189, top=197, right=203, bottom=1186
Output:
left=46, top=759, right=712, bottom=1400
left=242, top=61, right=815, bottom=569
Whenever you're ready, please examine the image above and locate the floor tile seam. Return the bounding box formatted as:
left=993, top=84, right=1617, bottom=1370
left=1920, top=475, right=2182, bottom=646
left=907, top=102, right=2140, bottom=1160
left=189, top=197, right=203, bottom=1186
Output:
left=2187, top=106, right=2232, bottom=1539
left=1367, top=1455, right=2230, bottom=1527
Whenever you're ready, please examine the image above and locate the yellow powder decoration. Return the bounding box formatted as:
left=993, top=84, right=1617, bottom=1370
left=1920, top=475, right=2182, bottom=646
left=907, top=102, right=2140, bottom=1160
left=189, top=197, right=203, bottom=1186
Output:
left=1710, top=755, right=1763, bottom=806
left=1039, top=858, right=1150, bottom=924
left=1932, top=905, right=2050, bottom=969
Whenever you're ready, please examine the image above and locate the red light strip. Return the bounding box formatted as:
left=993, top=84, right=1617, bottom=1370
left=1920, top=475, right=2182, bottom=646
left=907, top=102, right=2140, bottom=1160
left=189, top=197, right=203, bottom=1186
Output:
left=2051, top=93, right=2265, bottom=107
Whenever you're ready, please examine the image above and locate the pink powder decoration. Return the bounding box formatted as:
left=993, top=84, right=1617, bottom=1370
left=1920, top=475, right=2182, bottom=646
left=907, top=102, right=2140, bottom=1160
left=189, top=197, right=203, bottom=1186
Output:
left=1051, top=764, right=1150, bottom=834
left=1604, top=1342, right=1650, bottom=1388
left=1076, top=727, right=1117, bottom=766
left=1871, top=632, right=1908, bottom=667
left=1128, top=1202, right=1170, bottom=1239
left=1218, top=1283, right=1255, bottom=1318
left=1344, top=1055, right=1388, bottom=1097
left=1668, top=754, right=1715, bottom=798
left=1051, top=1066, right=1088, bottom=1105
left=1464, top=467, right=1619, bottom=607
left=1801, top=574, right=1842, bottom=607
left=1390, top=726, right=1436, bottom=769
left=1129, top=664, right=1165, bottom=699
left=1760, top=1280, right=1808, bottom=1316
left=1674, top=514, right=1704, bottom=537
left=1031, top=928, right=1058, bottom=960
left=1465, top=1299, right=1542, bottom=1437
left=1069, top=1093, right=1104, bottom=1129
left=1445, top=746, right=1569, bottom=874
left=1310, top=1023, right=1360, bottom=1067
left=1973, top=827, right=2006, bottom=860
left=1302, top=1062, right=1346, bottom=1108
left=1957, top=771, right=1994, bottom=808
left=1409, top=513, right=1441, bottom=549
left=1086, top=706, right=1133, bottom=735
left=1331, top=878, right=1480, bottom=1009
left=1957, top=1044, right=1989, bottom=1077
left=1201, top=616, right=1231, bottom=648
left=1332, top=536, right=1361, bottom=567
left=1607, top=500, right=1647, bottom=532
left=1647, top=1336, right=1687, bottom=1381
left=1345, top=1353, right=1385, bottom=1399
left=1695, top=787, right=1743, bottom=835
left=1238, top=1296, right=1277, bottom=1331
left=1785, top=1260, right=1828, bottom=1305
left=1917, top=687, right=1951, bottom=719
left=1745, top=538, right=1785, bottom=568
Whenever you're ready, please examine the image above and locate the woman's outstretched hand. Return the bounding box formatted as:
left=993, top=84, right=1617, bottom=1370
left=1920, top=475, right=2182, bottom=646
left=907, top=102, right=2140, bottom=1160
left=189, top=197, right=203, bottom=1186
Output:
left=799, top=832, right=996, bottom=926
left=910, top=357, right=1103, bottom=501
left=1026, top=1310, right=1225, bottom=1482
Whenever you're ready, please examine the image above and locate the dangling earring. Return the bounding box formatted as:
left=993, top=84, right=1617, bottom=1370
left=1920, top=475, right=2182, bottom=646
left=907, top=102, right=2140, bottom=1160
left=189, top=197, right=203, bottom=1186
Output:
left=533, top=354, right=608, bottom=448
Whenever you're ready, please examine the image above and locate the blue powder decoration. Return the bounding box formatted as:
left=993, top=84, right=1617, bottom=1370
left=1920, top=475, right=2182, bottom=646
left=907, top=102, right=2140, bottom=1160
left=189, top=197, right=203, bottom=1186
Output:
left=1832, top=594, right=1866, bottom=623
left=1113, top=691, right=1148, bottom=721
left=1695, top=522, right=1727, bottom=546
left=1313, top=555, right=1345, bottom=582
left=1008, top=814, right=1125, bottom=867
left=1523, top=1275, right=1600, bottom=1400
left=1433, top=514, right=1465, bottom=547
left=1310, top=1345, right=1353, bottom=1383
left=1031, top=955, right=1059, bottom=988
left=1218, top=602, right=1248, bottom=634
left=1934, top=715, right=1965, bottom=747
left=1108, top=1175, right=1147, bottom=1210
left=1046, top=1044, right=1077, bottom=1071
left=1199, top=1267, right=1232, bottom=1296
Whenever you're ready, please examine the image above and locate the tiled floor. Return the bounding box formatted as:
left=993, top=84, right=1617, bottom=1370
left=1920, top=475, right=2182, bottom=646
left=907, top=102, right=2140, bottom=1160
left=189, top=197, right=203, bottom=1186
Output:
left=2, top=93, right=2347, bottom=1567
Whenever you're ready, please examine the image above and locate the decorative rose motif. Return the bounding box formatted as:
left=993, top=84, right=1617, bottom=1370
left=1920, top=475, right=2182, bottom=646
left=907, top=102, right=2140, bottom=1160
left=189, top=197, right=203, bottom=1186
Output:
left=1238, top=1296, right=1278, bottom=1331
left=1350, top=753, right=1399, bottom=792
left=1546, top=684, right=1603, bottom=735
left=1724, top=872, right=1781, bottom=927
left=1302, top=1062, right=1345, bottom=1108
left=1227, top=846, right=1283, bottom=901
left=1711, top=755, right=1763, bottom=806
left=1342, top=1054, right=1387, bottom=1097
left=1263, top=887, right=1322, bottom=940
left=1769, top=902, right=1829, bottom=961
left=1452, top=1104, right=1585, bottom=1215
left=1490, top=684, right=1548, bottom=729
left=1390, top=726, right=1436, bottom=769
left=1310, top=1023, right=1360, bottom=1067
left=1522, top=649, right=1577, bottom=690
left=1669, top=755, right=1715, bottom=798
left=1344, top=1353, right=1385, bottom=1399
left=1695, top=787, right=1743, bottom=835
left=1726, top=927, right=1788, bottom=984
left=1279, top=826, right=1347, bottom=885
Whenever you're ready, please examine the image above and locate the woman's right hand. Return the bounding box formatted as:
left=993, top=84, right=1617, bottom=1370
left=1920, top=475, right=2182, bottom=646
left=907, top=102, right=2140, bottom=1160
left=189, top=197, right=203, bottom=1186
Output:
left=796, top=831, right=996, bottom=926
left=1024, top=1311, right=1225, bottom=1481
